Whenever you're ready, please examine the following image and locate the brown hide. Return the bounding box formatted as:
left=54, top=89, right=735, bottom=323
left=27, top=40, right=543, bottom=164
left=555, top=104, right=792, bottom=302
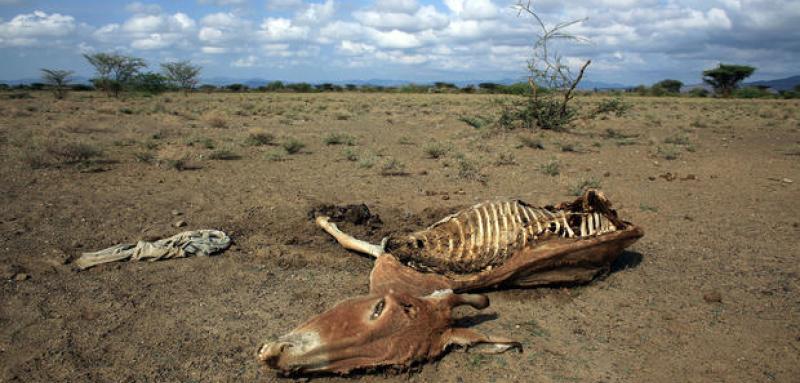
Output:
left=257, top=290, right=520, bottom=374
left=369, top=223, right=643, bottom=296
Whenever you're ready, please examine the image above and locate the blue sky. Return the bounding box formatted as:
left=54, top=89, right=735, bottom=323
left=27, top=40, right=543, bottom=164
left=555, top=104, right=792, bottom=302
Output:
left=1, top=0, right=798, bottom=85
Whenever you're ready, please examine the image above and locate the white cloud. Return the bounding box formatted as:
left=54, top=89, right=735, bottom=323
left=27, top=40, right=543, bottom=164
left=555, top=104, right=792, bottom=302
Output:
left=0, top=10, right=76, bottom=47
left=232, top=55, right=258, bottom=67
left=373, top=0, right=419, bottom=13
left=295, top=0, right=336, bottom=25
left=354, top=5, right=448, bottom=32
left=259, top=17, right=309, bottom=41
left=338, top=40, right=376, bottom=55
left=443, top=0, right=499, bottom=20
left=370, top=29, right=422, bottom=49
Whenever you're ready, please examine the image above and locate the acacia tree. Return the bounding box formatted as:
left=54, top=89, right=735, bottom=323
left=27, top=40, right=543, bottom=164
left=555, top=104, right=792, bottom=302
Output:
left=653, top=79, right=683, bottom=94
left=703, top=64, right=756, bottom=97
left=509, top=0, right=591, bottom=130
left=84, top=53, right=146, bottom=97
left=40, top=69, right=74, bottom=99
left=161, top=60, right=201, bottom=95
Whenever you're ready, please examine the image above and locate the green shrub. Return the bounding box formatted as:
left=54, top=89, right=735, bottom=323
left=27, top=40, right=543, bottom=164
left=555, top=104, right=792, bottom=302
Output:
left=424, top=142, right=448, bottom=159
left=539, top=159, right=560, bottom=176
left=324, top=132, right=356, bottom=146
left=282, top=138, right=305, bottom=154
left=245, top=132, right=274, bottom=146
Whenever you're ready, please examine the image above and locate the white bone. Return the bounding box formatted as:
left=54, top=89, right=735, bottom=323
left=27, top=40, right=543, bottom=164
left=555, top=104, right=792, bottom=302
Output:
left=562, top=211, right=574, bottom=238
left=580, top=215, right=587, bottom=237
left=315, top=216, right=385, bottom=258
left=588, top=214, right=595, bottom=236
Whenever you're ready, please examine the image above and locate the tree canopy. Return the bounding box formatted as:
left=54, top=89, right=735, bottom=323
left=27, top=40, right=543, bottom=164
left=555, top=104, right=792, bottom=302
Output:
left=161, top=60, right=201, bottom=95
left=702, top=64, right=756, bottom=97
left=653, top=79, right=683, bottom=94
left=40, top=69, right=74, bottom=99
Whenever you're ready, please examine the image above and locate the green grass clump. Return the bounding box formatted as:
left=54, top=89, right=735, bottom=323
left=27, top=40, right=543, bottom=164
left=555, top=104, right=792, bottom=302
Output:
left=208, top=149, right=241, bottom=160
left=539, top=159, right=560, bottom=176
left=282, top=138, right=305, bottom=154
left=324, top=132, right=356, bottom=146
left=245, top=132, right=275, bottom=146
left=423, top=142, right=448, bottom=159
left=518, top=135, right=544, bottom=150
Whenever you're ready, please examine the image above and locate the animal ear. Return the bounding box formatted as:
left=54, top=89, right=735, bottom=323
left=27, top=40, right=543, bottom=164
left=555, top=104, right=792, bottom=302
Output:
left=441, top=328, right=522, bottom=354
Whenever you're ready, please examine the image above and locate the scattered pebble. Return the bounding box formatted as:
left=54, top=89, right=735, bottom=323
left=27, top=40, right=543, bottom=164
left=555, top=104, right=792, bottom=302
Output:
left=14, top=273, right=29, bottom=281
left=174, top=220, right=187, bottom=228
left=703, top=290, right=722, bottom=303
left=782, top=178, right=793, bottom=184
left=441, top=195, right=450, bottom=200
left=648, top=176, right=656, bottom=181
left=171, top=210, right=183, bottom=216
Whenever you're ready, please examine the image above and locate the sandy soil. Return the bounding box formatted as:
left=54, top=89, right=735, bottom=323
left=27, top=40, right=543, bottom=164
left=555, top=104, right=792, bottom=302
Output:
left=1, top=91, right=798, bottom=382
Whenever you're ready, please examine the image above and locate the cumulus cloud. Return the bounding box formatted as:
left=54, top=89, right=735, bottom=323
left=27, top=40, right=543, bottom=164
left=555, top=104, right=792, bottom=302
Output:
left=1, top=0, right=798, bottom=83
left=0, top=10, right=76, bottom=47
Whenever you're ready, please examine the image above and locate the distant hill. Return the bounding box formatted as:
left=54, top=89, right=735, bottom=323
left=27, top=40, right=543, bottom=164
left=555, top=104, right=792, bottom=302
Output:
left=682, top=75, right=800, bottom=93
left=745, top=75, right=800, bottom=91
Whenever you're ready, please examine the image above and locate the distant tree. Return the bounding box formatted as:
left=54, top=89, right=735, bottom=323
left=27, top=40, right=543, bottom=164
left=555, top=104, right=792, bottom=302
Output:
left=478, top=82, right=500, bottom=92
left=40, top=69, right=74, bottom=99
left=345, top=84, right=358, bottom=91
left=688, top=88, right=709, bottom=98
left=198, top=84, right=217, bottom=93
left=161, top=60, right=201, bottom=95
left=264, top=81, right=284, bottom=91
left=286, top=82, right=313, bottom=92
left=794, top=84, right=800, bottom=92
left=0, top=83, right=10, bottom=91
left=653, top=79, right=683, bottom=94
left=702, top=64, right=756, bottom=97
left=83, top=52, right=147, bottom=97
left=316, top=83, right=336, bottom=91
left=226, top=83, right=248, bottom=92
left=130, top=72, right=170, bottom=95
left=462, top=84, right=476, bottom=93
left=434, top=82, right=457, bottom=89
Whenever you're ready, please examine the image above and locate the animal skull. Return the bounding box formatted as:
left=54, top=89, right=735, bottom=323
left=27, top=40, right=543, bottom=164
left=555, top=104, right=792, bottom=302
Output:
left=257, top=289, right=520, bottom=374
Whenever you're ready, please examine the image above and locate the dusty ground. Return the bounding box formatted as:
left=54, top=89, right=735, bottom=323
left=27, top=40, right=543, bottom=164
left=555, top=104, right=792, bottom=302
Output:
left=0, top=91, right=798, bottom=382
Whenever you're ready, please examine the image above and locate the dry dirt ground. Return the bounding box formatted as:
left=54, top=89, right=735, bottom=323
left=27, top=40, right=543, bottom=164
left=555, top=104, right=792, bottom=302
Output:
left=1, top=92, right=798, bottom=382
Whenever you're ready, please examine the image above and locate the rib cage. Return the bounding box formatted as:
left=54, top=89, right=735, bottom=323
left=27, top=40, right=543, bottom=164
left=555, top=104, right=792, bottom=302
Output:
left=386, top=200, right=584, bottom=274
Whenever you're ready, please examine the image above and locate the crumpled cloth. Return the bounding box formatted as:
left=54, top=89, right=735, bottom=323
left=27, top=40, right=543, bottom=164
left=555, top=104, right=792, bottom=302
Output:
left=75, top=230, right=231, bottom=270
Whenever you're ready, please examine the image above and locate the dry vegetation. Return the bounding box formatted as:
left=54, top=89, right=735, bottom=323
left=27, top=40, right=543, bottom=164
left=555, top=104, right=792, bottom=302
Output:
left=1, top=91, right=799, bottom=382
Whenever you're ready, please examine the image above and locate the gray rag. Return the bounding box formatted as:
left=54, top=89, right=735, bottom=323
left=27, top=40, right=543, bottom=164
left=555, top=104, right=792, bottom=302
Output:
left=75, top=230, right=231, bottom=270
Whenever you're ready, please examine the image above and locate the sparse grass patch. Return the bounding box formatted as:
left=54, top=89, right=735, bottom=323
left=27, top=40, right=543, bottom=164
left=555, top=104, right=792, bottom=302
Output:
left=282, top=138, right=306, bottom=154
left=208, top=149, right=241, bottom=160
left=343, top=148, right=359, bottom=161
left=560, top=143, right=578, bottom=152
left=380, top=157, right=406, bottom=176
left=424, top=142, right=449, bottom=159
left=45, top=142, right=103, bottom=164
left=324, top=132, right=356, bottom=146
left=398, top=136, right=415, bottom=145
left=245, top=131, right=275, bottom=146
left=639, top=203, right=658, bottom=212
left=455, top=155, right=487, bottom=183
left=568, top=178, right=601, bottom=196
left=593, top=96, right=630, bottom=117
left=265, top=151, right=286, bottom=162
left=518, top=135, right=545, bottom=150
left=664, top=133, right=690, bottom=146
left=657, top=145, right=681, bottom=160
left=458, top=115, right=490, bottom=129
left=495, top=152, right=517, bottom=166
left=204, top=112, right=229, bottom=129
left=539, top=159, right=561, bottom=176
left=187, top=137, right=215, bottom=149
left=134, top=151, right=155, bottom=163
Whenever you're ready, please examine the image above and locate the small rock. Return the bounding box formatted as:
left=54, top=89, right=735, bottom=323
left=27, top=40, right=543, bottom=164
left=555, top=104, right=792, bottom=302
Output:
left=171, top=210, right=183, bottom=216
left=455, top=190, right=466, bottom=195
left=441, top=195, right=450, bottom=200
left=648, top=176, right=656, bottom=181
left=14, top=273, right=29, bottom=281
left=603, top=171, right=611, bottom=177
left=174, top=220, right=187, bottom=228
left=703, top=290, right=722, bottom=303
left=0, top=265, right=18, bottom=279
left=782, top=178, right=793, bottom=184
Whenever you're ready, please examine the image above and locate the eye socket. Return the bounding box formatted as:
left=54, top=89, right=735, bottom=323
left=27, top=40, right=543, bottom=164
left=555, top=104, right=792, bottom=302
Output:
left=370, top=298, right=385, bottom=320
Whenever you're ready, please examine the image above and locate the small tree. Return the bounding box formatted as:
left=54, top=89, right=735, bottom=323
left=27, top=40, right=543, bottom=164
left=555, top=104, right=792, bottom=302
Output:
left=507, top=0, right=591, bottom=130
left=653, top=79, right=683, bottom=94
left=702, top=64, right=756, bottom=97
left=161, top=60, right=201, bottom=95
left=84, top=53, right=146, bottom=97
left=40, top=69, right=74, bottom=99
